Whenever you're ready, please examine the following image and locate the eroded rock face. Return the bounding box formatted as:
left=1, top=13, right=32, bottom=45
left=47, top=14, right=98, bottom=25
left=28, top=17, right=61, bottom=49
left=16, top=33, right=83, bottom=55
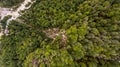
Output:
left=43, top=28, right=67, bottom=44
left=0, top=8, right=12, bottom=20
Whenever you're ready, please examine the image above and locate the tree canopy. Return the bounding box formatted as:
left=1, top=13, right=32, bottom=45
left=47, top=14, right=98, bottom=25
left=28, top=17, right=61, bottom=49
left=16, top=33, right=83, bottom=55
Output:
left=0, top=0, right=120, bottom=67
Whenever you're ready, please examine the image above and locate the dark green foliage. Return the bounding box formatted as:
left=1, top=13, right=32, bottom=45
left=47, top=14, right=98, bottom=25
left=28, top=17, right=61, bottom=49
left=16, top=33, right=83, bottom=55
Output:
left=0, top=16, right=11, bottom=30
left=0, top=0, right=24, bottom=7
left=0, top=0, right=120, bottom=67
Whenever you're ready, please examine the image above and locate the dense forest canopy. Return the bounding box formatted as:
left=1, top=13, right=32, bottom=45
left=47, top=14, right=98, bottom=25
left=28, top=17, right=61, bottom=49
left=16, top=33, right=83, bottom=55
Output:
left=0, top=0, right=120, bottom=67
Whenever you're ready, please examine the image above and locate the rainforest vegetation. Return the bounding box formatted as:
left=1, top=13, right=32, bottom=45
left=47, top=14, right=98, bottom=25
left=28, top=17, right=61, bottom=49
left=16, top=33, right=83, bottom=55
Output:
left=0, top=0, right=120, bottom=67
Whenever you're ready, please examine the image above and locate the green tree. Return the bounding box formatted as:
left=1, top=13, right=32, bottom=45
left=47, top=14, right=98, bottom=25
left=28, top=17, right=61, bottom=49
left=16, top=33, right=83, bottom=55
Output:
left=0, top=0, right=120, bottom=67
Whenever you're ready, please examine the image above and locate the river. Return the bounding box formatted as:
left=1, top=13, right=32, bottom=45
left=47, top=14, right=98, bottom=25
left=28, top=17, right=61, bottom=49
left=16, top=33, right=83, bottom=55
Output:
left=0, top=0, right=36, bottom=36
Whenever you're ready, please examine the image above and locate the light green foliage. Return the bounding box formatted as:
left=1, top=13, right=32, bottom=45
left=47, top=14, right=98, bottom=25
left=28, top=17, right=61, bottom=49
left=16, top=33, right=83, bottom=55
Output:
left=67, top=26, right=78, bottom=42
left=23, top=48, right=76, bottom=67
left=0, top=0, right=120, bottom=67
